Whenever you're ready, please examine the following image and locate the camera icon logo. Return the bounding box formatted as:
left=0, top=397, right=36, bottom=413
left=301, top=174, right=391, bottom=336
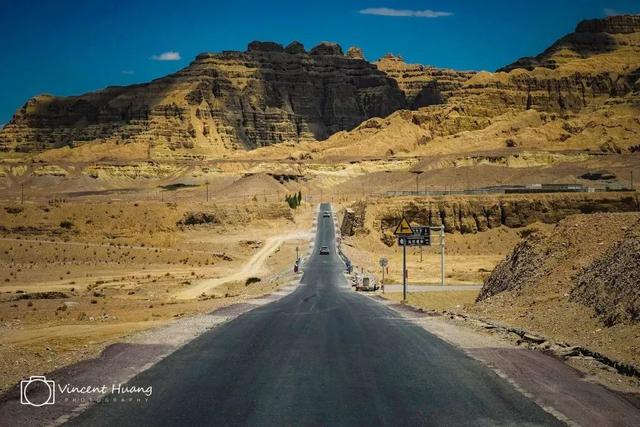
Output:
left=20, top=376, right=56, bottom=407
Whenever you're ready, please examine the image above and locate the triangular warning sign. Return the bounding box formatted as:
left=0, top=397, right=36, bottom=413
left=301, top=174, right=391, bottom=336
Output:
left=394, top=217, right=414, bottom=236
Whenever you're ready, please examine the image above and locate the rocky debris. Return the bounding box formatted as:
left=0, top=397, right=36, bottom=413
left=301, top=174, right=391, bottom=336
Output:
left=309, top=42, right=343, bottom=56
left=570, top=223, right=640, bottom=325
left=476, top=211, right=640, bottom=347
left=475, top=233, right=547, bottom=301
left=444, top=310, right=640, bottom=378
left=177, top=211, right=219, bottom=226
left=340, top=202, right=366, bottom=236
left=522, top=332, right=547, bottom=344
left=346, top=46, right=365, bottom=60
left=242, top=240, right=263, bottom=249
left=477, top=213, right=640, bottom=304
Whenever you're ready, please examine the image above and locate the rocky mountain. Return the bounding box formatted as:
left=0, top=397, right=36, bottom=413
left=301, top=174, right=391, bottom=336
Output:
left=1, top=16, right=639, bottom=160
left=499, top=15, right=640, bottom=72
left=374, top=54, right=476, bottom=108
left=0, top=41, right=410, bottom=158
left=302, top=15, right=640, bottom=158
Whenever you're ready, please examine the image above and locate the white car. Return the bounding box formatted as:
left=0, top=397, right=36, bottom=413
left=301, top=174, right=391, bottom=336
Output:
left=322, top=211, right=331, bottom=218
left=319, top=246, right=330, bottom=255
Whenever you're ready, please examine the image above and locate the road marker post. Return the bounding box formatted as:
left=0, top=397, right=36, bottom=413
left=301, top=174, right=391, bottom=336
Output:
left=379, top=257, right=388, bottom=293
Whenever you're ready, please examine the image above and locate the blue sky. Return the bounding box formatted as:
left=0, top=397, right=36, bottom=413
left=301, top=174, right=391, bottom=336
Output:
left=1, top=0, right=638, bottom=124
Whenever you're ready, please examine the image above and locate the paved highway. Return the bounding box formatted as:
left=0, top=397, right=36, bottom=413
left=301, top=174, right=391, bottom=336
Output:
left=67, top=203, right=562, bottom=426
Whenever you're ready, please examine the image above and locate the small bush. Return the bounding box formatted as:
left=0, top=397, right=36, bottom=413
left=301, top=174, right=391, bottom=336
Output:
left=177, top=212, right=218, bottom=226
left=245, top=277, right=261, bottom=286
left=60, top=220, right=74, bottom=229
left=5, top=207, right=23, bottom=214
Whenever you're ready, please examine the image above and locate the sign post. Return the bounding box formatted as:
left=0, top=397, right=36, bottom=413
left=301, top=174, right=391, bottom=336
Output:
left=379, top=257, right=388, bottom=284
left=393, top=217, right=414, bottom=303
left=395, top=218, right=445, bottom=299
left=402, top=243, right=407, bottom=301
left=440, top=225, right=445, bottom=287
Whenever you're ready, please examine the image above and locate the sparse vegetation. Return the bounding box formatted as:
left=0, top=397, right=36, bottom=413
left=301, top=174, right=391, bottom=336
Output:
left=245, top=277, right=261, bottom=286
left=60, top=220, right=74, bottom=229
left=4, top=206, right=23, bottom=214
left=285, top=191, right=302, bottom=209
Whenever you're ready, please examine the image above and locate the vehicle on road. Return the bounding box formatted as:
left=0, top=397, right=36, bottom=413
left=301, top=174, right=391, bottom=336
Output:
left=354, top=274, right=378, bottom=291
left=322, top=211, right=331, bottom=218
left=319, top=246, right=330, bottom=255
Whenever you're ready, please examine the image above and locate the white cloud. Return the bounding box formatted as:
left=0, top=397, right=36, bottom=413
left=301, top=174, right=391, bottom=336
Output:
left=604, top=7, right=638, bottom=16
left=151, top=51, right=182, bottom=61
left=359, top=7, right=452, bottom=18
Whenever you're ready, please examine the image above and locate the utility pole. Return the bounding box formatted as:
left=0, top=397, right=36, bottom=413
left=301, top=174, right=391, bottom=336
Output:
left=21, top=183, right=24, bottom=205
left=295, top=246, right=299, bottom=261
left=205, top=181, right=209, bottom=202
left=465, top=168, right=470, bottom=192
left=410, top=170, right=423, bottom=196
left=440, top=225, right=445, bottom=286
left=631, top=171, right=634, bottom=190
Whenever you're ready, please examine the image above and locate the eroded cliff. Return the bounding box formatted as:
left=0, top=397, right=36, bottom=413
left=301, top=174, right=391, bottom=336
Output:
left=0, top=41, right=408, bottom=157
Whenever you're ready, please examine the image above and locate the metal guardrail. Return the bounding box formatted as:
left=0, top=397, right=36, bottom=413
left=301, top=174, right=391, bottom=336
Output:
left=384, top=184, right=636, bottom=197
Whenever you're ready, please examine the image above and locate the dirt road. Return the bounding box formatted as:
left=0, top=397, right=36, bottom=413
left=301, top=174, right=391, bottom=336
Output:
left=175, top=230, right=313, bottom=299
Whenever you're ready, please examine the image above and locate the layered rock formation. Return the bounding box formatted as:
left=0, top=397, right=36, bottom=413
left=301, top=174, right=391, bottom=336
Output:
left=316, top=15, right=640, bottom=156
left=2, top=16, right=639, bottom=159
left=375, top=54, right=476, bottom=108
left=500, top=15, right=640, bottom=72
left=483, top=15, right=640, bottom=113
left=341, top=195, right=639, bottom=237
left=0, top=41, right=406, bottom=157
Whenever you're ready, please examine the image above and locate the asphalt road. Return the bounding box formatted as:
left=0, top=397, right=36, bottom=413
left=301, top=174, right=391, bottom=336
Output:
left=67, top=203, right=562, bottom=426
